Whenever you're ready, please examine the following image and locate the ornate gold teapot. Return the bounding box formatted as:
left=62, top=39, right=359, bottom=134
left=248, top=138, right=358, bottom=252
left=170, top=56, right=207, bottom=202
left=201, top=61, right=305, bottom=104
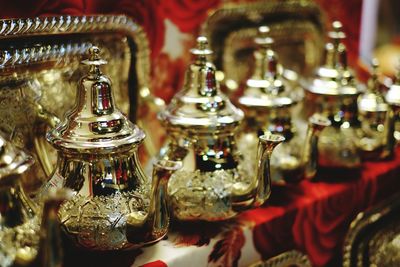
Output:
left=357, top=60, right=388, bottom=160
left=304, top=21, right=363, bottom=171
left=158, top=37, right=284, bottom=222
left=237, top=26, right=331, bottom=183
left=0, top=133, right=39, bottom=266
left=42, top=46, right=181, bottom=250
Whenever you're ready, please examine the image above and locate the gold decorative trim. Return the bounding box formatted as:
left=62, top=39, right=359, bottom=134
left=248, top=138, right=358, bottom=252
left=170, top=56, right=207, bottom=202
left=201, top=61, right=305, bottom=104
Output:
left=343, top=193, right=400, bottom=267
left=202, top=0, right=325, bottom=87
left=0, top=15, right=150, bottom=93
left=0, top=15, right=153, bottom=192
left=248, top=250, right=312, bottom=267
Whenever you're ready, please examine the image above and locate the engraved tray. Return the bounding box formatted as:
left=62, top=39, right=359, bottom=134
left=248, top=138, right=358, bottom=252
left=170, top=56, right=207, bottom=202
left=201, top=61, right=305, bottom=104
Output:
left=343, top=193, right=400, bottom=267
left=0, top=15, right=155, bottom=192
left=202, top=0, right=325, bottom=91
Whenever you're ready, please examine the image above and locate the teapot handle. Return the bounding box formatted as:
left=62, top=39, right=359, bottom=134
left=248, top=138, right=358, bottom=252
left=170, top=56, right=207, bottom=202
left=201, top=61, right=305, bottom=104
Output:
left=33, top=103, right=60, bottom=177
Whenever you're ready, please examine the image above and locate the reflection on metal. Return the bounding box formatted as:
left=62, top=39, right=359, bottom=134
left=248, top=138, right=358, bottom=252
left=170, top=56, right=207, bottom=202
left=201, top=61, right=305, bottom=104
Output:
left=248, top=250, right=312, bottom=267
left=357, top=60, right=388, bottom=160
left=304, top=21, right=363, bottom=170
left=343, top=193, right=400, bottom=267
left=0, top=15, right=158, bottom=193
left=202, top=0, right=325, bottom=92
left=383, top=64, right=400, bottom=158
left=158, top=37, right=283, bottom=221
left=42, top=47, right=180, bottom=251
left=237, top=26, right=330, bottom=182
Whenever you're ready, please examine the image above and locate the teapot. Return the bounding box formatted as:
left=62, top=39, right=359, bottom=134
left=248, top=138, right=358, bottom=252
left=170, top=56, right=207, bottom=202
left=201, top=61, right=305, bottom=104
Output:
left=303, top=21, right=363, bottom=171
left=0, top=133, right=39, bottom=266
left=158, top=37, right=284, bottom=222
left=357, top=60, right=388, bottom=160
left=42, top=46, right=181, bottom=250
left=237, top=26, right=331, bottom=183
left=384, top=65, right=400, bottom=158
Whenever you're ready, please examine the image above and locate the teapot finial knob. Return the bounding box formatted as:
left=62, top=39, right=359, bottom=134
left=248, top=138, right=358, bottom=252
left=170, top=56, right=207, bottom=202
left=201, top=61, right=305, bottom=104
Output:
left=81, top=45, right=107, bottom=70
left=190, top=36, right=213, bottom=62
left=254, top=25, right=274, bottom=47
left=328, top=21, right=346, bottom=41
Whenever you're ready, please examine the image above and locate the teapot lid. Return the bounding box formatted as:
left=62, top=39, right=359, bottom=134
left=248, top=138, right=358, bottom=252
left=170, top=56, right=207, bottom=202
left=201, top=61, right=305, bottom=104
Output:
left=306, top=21, right=360, bottom=96
left=239, top=26, right=297, bottom=109
left=386, top=62, right=400, bottom=106
left=0, top=133, right=33, bottom=179
left=158, top=37, right=243, bottom=131
left=47, top=46, right=145, bottom=154
left=358, top=60, right=387, bottom=113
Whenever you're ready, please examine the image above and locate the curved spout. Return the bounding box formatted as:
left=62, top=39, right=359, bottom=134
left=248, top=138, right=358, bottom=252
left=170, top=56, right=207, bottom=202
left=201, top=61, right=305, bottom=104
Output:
left=302, top=114, right=331, bottom=180
left=126, top=159, right=181, bottom=245
left=253, top=133, right=285, bottom=207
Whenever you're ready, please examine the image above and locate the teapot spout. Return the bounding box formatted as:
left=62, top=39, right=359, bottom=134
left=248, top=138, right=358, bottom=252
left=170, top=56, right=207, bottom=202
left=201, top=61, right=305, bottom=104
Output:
left=302, top=114, right=331, bottom=179
left=126, top=159, right=181, bottom=245
left=253, top=133, right=285, bottom=207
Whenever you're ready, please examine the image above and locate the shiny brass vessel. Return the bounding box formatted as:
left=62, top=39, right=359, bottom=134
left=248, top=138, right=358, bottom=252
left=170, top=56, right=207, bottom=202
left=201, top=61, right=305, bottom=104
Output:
left=304, top=21, right=363, bottom=170
left=384, top=65, right=400, bottom=158
left=0, top=133, right=39, bottom=266
left=42, top=46, right=180, bottom=250
left=158, top=37, right=284, bottom=221
left=357, top=60, right=388, bottom=160
left=238, top=26, right=330, bottom=183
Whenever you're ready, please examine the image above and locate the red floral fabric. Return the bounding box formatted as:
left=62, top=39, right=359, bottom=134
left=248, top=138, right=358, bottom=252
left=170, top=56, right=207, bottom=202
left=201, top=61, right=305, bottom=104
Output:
left=247, top=151, right=400, bottom=266
left=158, top=0, right=221, bottom=33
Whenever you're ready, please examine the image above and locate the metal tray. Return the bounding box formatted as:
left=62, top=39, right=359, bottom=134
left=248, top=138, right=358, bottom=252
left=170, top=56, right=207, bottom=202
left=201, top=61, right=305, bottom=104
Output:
left=202, top=0, right=325, bottom=92
left=0, top=15, right=156, bottom=192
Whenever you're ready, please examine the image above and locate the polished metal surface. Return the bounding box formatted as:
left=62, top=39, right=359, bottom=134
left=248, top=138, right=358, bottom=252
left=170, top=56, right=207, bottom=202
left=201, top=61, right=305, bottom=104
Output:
left=248, top=250, right=311, bottom=267
left=202, top=0, right=325, bottom=93
left=159, top=37, right=283, bottom=221
left=42, top=47, right=179, bottom=251
left=237, top=27, right=330, bottom=182
left=384, top=64, right=400, bottom=158
left=0, top=133, right=39, bottom=267
left=0, top=15, right=158, bottom=194
left=357, top=60, right=388, bottom=160
left=343, top=193, right=400, bottom=267
left=304, top=21, right=363, bottom=170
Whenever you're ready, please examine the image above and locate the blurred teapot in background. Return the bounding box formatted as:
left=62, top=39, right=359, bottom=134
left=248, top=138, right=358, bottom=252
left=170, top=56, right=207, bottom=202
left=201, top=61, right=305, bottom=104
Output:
left=237, top=26, right=331, bottom=183
left=158, top=37, right=284, bottom=222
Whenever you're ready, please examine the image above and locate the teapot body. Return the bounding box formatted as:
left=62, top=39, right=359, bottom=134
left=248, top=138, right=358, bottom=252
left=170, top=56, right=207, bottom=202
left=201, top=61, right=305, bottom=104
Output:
left=159, top=37, right=283, bottom=221
left=164, top=128, right=255, bottom=221
left=44, top=149, right=149, bottom=250
left=305, top=92, right=362, bottom=169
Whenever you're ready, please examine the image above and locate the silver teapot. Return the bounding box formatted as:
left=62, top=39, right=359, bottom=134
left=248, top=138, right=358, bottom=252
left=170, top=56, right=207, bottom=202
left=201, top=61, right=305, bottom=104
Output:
left=238, top=26, right=331, bottom=183
left=42, top=46, right=181, bottom=250
left=304, top=21, right=363, bottom=171
left=158, top=37, right=284, bottom=221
